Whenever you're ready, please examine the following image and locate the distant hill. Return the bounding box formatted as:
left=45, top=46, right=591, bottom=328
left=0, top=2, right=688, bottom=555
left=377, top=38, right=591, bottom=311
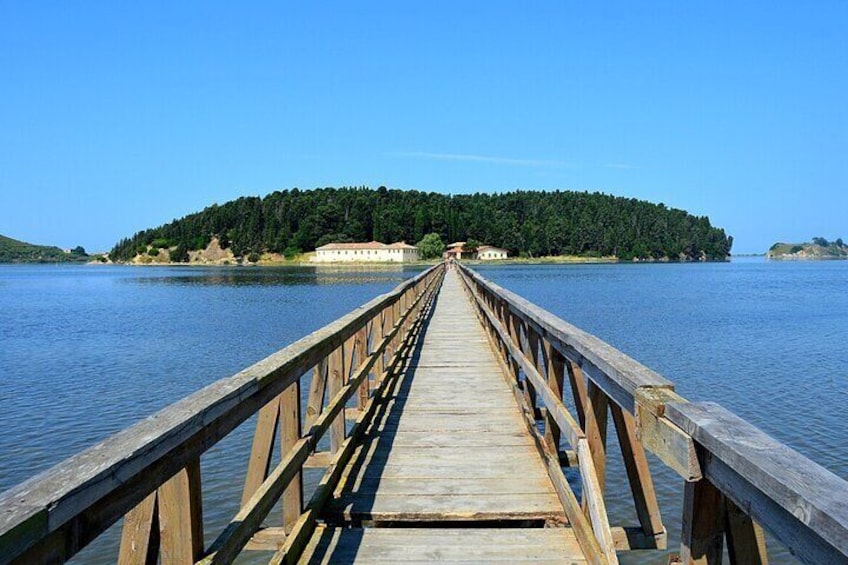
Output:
left=110, top=186, right=734, bottom=263
left=0, top=234, right=89, bottom=263
left=768, top=238, right=847, bottom=260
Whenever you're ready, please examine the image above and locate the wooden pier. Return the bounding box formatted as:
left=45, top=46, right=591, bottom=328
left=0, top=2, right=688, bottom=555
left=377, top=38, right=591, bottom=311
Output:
left=1, top=262, right=847, bottom=564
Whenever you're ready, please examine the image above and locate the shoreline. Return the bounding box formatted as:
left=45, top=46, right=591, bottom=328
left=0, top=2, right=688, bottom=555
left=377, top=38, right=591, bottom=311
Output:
left=81, top=254, right=740, bottom=268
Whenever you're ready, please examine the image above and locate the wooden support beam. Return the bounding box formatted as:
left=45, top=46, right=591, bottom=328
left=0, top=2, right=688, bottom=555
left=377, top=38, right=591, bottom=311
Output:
left=634, top=388, right=702, bottom=481
left=118, top=493, right=158, bottom=565
left=279, top=381, right=302, bottom=531
left=679, top=477, right=725, bottom=565
left=328, top=343, right=346, bottom=454
left=542, top=337, right=565, bottom=453
left=305, top=359, right=327, bottom=429
left=577, top=438, right=618, bottom=564
left=241, top=398, right=280, bottom=507
left=585, top=381, right=609, bottom=495
left=565, top=359, right=589, bottom=431
left=725, top=497, right=769, bottom=565
left=157, top=460, right=203, bottom=564
left=610, top=403, right=665, bottom=548
left=355, top=326, right=369, bottom=407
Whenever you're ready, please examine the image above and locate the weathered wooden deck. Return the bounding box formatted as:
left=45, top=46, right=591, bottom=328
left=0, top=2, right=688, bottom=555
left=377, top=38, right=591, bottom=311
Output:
left=301, top=269, right=579, bottom=563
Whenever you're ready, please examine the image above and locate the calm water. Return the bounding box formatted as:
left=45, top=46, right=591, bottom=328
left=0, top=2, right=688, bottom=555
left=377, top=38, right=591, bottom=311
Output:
left=1, top=260, right=845, bottom=563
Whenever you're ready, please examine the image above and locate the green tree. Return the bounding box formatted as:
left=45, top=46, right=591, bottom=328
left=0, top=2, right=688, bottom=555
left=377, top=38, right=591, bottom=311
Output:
left=417, top=233, right=445, bottom=259
left=465, top=238, right=481, bottom=252
left=71, top=245, right=87, bottom=256
left=171, top=243, right=189, bottom=263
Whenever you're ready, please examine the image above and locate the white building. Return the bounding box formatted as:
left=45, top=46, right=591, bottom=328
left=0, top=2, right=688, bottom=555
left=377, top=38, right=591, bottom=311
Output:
left=476, top=245, right=508, bottom=260
left=313, top=241, right=420, bottom=263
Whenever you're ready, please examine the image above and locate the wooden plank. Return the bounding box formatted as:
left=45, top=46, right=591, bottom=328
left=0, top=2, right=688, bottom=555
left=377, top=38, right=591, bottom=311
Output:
left=326, top=493, right=564, bottom=522
left=280, top=380, right=302, bottom=530
left=305, top=358, right=327, bottom=429
left=725, top=497, right=769, bottom=565
left=334, top=476, right=557, bottom=497
left=241, top=397, right=280, bottom=507
left=300, top=526, right=587, bottom=563
left=542, top=336, right=566, bottom=452
left=355, top=326, right=369, bottom=407
left=577, top=439, right=618, bottom=565
left=565, top=359, right=589, bottom=430
left=327, top=343, right=346, bottom=453
left=666, top=401, right=848, bottom=564
left=679, top=477, right=725, bottom=565
left=244, top=526, right=286, bottom=552
left=118, top=492, right=158, bottom=565
left=610, top=403, right=665, bottom=545
left=157, top=460, right=203, bottom=564
left=634, top=388, right=702, bottom=481
left=585, top=382, right=609, bottom=493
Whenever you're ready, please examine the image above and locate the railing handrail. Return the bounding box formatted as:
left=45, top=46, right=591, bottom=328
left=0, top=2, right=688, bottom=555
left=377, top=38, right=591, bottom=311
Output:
left=456, top=262, right=848, bottom=565
left=0, top=264, right=443, bottom=563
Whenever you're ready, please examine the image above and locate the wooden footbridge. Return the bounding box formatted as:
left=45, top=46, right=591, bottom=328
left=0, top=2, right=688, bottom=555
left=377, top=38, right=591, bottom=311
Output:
left=2, top=263, right=847, bottom=564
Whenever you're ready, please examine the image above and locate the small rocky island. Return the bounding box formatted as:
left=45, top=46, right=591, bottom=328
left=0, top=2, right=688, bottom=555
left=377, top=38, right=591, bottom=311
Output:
left=767, top=237, right=847, bottom=260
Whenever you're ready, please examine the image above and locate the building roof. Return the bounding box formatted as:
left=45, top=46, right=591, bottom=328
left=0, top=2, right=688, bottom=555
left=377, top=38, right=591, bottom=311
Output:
left=446, top=241, right=466, bottom=249
left=316, top=241, right=387, bottom=251
left=477, top=245, right=508, bottom=252
left=316, top=241, right=418, bottom=251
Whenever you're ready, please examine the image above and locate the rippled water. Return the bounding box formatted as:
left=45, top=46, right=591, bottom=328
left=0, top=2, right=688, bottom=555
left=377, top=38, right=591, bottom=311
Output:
left=1, top=260, right=844, bottom=563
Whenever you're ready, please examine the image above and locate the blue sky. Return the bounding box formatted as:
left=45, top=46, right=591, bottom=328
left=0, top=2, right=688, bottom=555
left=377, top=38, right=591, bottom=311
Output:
left=1, top=2, right=845, bottom=254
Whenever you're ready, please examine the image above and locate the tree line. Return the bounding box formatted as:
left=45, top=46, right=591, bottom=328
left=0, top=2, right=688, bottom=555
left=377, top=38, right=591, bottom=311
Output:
left=109, top=186, right=733, bottom=262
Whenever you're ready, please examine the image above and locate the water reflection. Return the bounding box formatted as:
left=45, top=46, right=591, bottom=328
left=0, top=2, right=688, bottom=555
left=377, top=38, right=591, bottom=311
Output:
left=120, top=266, right=420, bottom=287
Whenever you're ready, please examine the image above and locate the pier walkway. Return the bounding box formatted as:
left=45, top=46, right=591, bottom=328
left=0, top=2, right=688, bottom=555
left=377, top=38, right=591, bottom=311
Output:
left=1, top=261, right=846, bottom=565
left=302, top=269, right=578, bottom=563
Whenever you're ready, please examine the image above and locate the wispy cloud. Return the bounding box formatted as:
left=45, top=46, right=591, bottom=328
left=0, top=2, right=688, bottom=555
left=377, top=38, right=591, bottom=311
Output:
left=604, top=162, right=639, bottom=170
left=391, top=151, right=571, bottom=168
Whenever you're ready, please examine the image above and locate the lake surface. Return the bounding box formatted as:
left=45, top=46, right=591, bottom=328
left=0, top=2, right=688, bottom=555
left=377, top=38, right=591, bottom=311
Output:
left=1, top=260, right=845, bottom=563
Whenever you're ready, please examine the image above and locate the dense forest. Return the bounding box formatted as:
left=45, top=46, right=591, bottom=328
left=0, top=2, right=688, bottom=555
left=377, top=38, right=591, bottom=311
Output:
left=109, top=187, right=733, bottom=262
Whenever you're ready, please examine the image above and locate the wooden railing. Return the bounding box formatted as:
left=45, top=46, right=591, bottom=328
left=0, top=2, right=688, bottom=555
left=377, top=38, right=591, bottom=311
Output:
left=0, top=263, right=444, bottom=565
left=456, top=263, right=848, bottom=565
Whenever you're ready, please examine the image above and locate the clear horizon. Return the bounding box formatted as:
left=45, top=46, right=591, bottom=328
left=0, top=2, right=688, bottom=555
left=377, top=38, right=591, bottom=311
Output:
left=1, top=2, right=846, bottom=255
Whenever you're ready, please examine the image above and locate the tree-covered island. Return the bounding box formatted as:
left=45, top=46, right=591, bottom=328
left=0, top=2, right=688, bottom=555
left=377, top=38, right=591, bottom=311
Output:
left=767, top=237, right=847, bottom=260
left=109, top=187, right=733, bottom=263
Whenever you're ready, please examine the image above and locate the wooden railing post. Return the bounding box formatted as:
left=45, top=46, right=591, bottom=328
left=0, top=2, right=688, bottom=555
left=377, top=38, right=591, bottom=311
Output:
left=725, top=498, right=768, bottom=565
left=119, top=493, right=159, bottom=565
left=119, top=460, right=204, bottom=565
left=678, top=477, right=726, bottom=564
left=540, top=337, right=565, bottom=453
left=158, top=459, right=204, bottom=564
left=610, top=403, right=665, bottom=548
left=584, top=382, right=609, bottom=497
left=355, top=325, right=369, bottom=408
left=372, top=313, right=385, bottom=385
left=328, top=342, right=346, bottom=453
left=280, top=380, right=302, bottom=531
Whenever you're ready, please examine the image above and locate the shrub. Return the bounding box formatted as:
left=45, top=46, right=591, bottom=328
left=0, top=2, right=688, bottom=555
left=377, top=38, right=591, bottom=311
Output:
left=247, top=252, right=261, bottom=263
left=171, top=243, right=189, bottom=263
left=152, top=238, right=172, bottom=249
left=147, top=247, right=159, bottom=256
